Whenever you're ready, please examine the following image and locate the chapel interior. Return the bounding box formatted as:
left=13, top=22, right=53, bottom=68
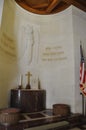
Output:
left=0, top=0, right=86, bottom=129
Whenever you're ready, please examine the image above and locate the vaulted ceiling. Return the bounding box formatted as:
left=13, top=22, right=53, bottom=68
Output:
left=15, top=0, right=86, bottom=14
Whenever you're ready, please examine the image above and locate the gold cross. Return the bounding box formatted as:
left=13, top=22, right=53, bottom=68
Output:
left=25, top=72, right=32, bottom=84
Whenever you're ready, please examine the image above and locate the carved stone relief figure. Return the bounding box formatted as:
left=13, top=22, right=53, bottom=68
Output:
left=18, top=24, right=34, bottom=65
left=19, top=23, right=40, bottom=66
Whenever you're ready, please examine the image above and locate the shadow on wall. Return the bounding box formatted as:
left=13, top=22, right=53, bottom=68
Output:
left=0, top=0, right=20, bottom=107
left=0, top=0, right=20, bottom=81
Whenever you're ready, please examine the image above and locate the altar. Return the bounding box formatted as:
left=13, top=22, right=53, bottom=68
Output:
left=10, top=89, right=46, bottom=113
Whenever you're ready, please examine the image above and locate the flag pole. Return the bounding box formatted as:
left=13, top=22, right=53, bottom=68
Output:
left=80, top=93, right=85, bottom=116
left=83, top=95, right=86, bottom=116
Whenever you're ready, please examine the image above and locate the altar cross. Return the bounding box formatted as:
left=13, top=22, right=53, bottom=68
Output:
left=25, top=72, right=32, bottom=89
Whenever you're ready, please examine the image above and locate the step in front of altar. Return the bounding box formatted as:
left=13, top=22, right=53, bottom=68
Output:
left=0, top=109, right=85, bottom=130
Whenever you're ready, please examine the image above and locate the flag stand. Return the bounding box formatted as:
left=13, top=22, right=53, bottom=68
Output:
left=80, top=93, right=86, bottom=116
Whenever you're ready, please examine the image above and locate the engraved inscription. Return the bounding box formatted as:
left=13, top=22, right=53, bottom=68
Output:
left=41, top=45, right=67, bottom=62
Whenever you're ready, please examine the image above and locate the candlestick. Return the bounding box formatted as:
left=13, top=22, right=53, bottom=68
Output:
left=18, top=75, right=23, bottom=89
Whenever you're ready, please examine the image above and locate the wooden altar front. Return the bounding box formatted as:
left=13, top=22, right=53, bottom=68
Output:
left=10, top=89, right=46, bottom=113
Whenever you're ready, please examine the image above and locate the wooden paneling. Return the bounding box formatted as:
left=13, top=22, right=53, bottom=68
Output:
left=15, top=0, right=86, bottom=14
left=46, top=0, right=61, bottom=13
left=63, top=0, right=86, bottom=12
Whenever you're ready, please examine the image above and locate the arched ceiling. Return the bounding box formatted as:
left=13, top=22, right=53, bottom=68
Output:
left=15, top=0, right=86, bottom=14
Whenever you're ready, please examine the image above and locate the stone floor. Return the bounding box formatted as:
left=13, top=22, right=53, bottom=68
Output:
left=68, top=124, right=86, bottom=130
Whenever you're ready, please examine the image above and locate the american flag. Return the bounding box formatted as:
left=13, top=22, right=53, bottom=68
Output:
left=80, top=44, right=86, bottom=96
